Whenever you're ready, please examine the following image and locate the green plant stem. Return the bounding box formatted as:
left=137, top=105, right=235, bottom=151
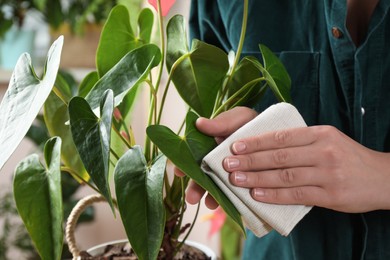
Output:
left=144, top=79, right=158, bottom=161
left=111, top=125, right=132, bottom=149
left=212, top=77, right=265, bottom=118
left=52, top=86, right=68, bottom=105
left=154, top=0, right=165, bottom=94
left=156, top=53, right=191, bottom=126
left=213, top=0, right=249, bottom=115
left=60, top=166, right=100, bottom=194
left=110, top=148, right=120, bottom=161
left=175, top=202, right=201, bottom=255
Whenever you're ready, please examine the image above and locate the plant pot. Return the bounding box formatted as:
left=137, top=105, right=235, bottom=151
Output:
left=84, top=239, right=217, bottom=260
left=0, top=26, right=36, bottom=70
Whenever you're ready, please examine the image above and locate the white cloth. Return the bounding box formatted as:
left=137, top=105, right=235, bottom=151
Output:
left=201, top=103, right=312, bottom=237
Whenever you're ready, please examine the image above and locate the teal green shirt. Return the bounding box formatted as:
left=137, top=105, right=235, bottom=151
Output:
left=190, top=0, right=390, bottom=259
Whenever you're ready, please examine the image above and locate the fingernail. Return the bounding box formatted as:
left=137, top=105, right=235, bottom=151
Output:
left=254, top=189, right=265, bottom=197
left=225, top=158, right=240, bottom=169
left=233, top=172, right=247, bottom=183
left=232, top=141, right=246, bottom=153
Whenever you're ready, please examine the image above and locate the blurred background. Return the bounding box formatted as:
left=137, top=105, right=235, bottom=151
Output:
left=0, top=0, right=244, bottom=259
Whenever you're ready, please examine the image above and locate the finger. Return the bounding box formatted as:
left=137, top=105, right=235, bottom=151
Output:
left=231, top=127, right=316, bottom=155
left=224, top=146, right=316, bottom=172
left=251, top=186, right=328, bottom=207
left=229, top=167, right=323, bottom=188
left=205, top=194, right=219, bottom=209
left=196, top=107, right=257, bottom=137
left=173, top=167, right=186, bottom=177
left=185, top=181, right=206, bottom=205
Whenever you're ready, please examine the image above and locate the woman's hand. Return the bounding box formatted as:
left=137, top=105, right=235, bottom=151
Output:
left=175, top=106, right=258, bottom=209
left=225, top=125, right=390, bottom=213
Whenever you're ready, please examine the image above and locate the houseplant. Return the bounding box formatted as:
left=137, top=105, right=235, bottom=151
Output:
left=0, top=0, right=291, bottom=259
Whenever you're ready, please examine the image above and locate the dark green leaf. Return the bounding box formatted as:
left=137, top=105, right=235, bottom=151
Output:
left=68, top=91, right=114, bottom=212
left=44, top=92, right=89, bottom=182
left=78, top=71, right=99, bottom=98
left=115, top=147, right=166, bottom=260
left=259, top=44, right=291, bottom=102
left=146, top=125, right=244, bottom=234
left=0, top=36, right=63, bottom=170
left=170, top=39, right=229, bottom=117
left=14, top=137, right=63, bottom=260
left=86, top=44, right=161, bottom=114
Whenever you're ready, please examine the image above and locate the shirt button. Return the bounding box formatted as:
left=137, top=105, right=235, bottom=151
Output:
left=361, top=107, right=365, bottom=116
left=332, top=27, right=343, bottom=39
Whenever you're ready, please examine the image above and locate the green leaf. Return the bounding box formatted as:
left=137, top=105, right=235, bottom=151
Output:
left=146, top=125, right=245, bottom=234
left=68, top=91, right=115, bottom=212
left=185, top=112, right=216, bottom=164
left=115, top=147, right=166, bottom=260
left=96, top=5, right=140, bottom=77
left=138, top=8, right=154, bottom=44
left=226, top=57, right=267, bottom=109
left=14, top=137, right=63, bottom=260
left=166, top=15, right=189, bottom=71
left=258, top=44, right=292, bottom=102
left=168, top=39, right=229, bottom=117
left=86, top=44, right=161, bottom=114
left=78, top=71, right=99, bottom=98
left=0, top=36, right=63, bottom=170
left=44, top=92, right=89, bottom=182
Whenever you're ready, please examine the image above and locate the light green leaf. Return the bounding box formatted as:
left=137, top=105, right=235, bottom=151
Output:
left=115, top=147, right=166, bottom=260
left=96, top=5, right=139, bottom=77
left=0, top=36, right=63, bottom=170
left=86, top=44, right=161, bottom=114
left=138, top=8, right=154, bottom=44
left=78, top=71, right=99, bottom=98
left=146, top=125, right=245, bottom=234
left=14, top=137, right=63, bottom=260
left=69, top=90, right=114, bottom=212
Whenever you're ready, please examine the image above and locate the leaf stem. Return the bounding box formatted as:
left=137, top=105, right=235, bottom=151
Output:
left=61, top=166, right=100, bottom=194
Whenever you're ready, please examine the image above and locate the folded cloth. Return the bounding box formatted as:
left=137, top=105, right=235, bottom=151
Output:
left=201, top=103, right=312, bottom=237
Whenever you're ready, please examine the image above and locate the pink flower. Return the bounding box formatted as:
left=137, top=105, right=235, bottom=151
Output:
left=202, top=207, right=227, bottom=238
left=113, top=107, right=123, bottom=122
left=148, top=0, right=176, bottom=16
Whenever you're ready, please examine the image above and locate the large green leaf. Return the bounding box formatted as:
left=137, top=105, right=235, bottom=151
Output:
left=167, top=16, right=229, bottom=117
left=138, top=8, right=154, bottom=44
left=85, top=44, right=161, bottom=114
left=14, top=137, right=63, bottom=260
left=68, top=91, right=114, bottom=212
left=96, top=5, right=140, bottom=77
left=257, top=44, right=292, bottom=102
left=114, top=147, right=166, bottom=260
left=146, top=125, right=245, bottom=234
left=44, top=92, right=89, bottom=182
left=0, top=36, right=63, bottom=170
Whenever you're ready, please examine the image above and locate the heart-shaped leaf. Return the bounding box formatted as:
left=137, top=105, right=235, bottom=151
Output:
left=14, top=137, right=63, bottom=260
left=138, top=8, right=154, bottom=44
left=0, top=36, right=63, bottom=170
left=69, top=90, right=115, bottom=212
left=166, top=16, right=228, bottom=117
left=146, top=124, right=244, bottom=234
left=96, top=5, right=140, bottom=77
left=115, top=146, right=166, bottom=260
left=86, top=44, right=161, bottom=115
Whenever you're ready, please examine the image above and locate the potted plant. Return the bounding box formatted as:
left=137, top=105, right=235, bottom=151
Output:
left=0, top=0, right=291, bottom=259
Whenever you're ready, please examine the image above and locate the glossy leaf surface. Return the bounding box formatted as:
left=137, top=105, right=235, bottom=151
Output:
left=0, top=36, right=63, bottom=170
left=96, top=5, right=139, bottom=77
left=14, top=137, right=63, bottom=260
left=86, top=44, right=161, bottom=114
left=115, top=147, right=166, bottom=260
left=69, top=91, right=114, bottom=211
left=146, top=124, right=244, bottom=234
left=167, top=16, right=228, bottom=117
